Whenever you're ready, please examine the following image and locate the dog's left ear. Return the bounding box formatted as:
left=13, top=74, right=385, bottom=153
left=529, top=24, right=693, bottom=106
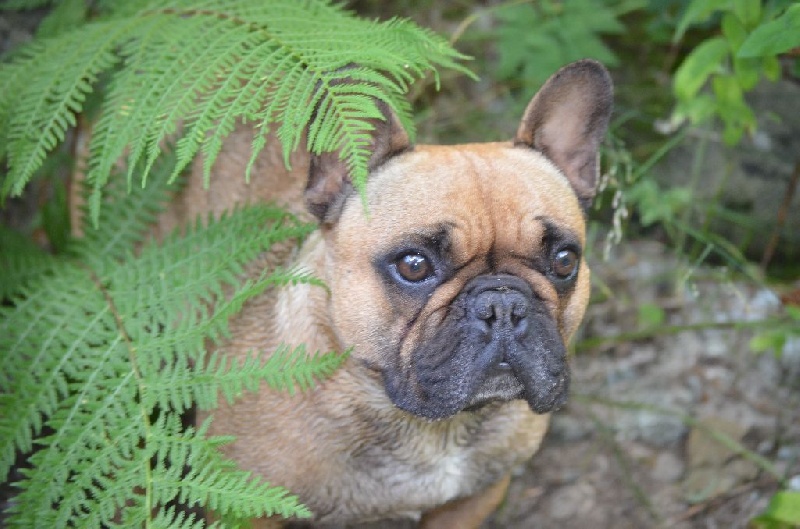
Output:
left=306, top=99, right=410, bottom=225
left=515, top=59, right=613, bottom=209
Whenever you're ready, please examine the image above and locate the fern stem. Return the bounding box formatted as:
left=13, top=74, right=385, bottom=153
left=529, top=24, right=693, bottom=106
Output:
left=84, top=265, right=155, bottom=526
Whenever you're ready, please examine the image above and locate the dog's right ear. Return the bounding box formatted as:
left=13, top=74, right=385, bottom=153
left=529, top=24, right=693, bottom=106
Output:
left=514, top=59, right=613, bottom=210
left=306, top=100, right=411, bottom=225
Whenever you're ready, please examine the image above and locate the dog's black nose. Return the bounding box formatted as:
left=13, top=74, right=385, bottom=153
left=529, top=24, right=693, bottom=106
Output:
left=468, top=274, right=534, bottom=338
left=474, top=288, right=530, bottom=334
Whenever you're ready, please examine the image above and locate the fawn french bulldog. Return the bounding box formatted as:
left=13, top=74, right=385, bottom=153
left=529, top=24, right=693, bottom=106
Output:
left=155, top=59, right=612, bottom=527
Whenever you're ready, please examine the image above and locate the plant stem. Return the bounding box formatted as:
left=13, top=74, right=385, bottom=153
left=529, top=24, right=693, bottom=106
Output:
left=574, top=318, right=774, bottom=352
left=760, top=160, right=800, bottom=272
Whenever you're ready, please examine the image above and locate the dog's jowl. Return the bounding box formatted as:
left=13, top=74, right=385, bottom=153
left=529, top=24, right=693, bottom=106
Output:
left=172, top=60, right=613, bottom=528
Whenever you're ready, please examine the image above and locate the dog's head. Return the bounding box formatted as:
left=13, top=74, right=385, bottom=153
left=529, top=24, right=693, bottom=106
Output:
left=306, top=60, right=612, bottom=420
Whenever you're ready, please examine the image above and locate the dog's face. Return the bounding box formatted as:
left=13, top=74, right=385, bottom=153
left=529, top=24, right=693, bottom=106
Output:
left=306, top=60, right=612, bottom=420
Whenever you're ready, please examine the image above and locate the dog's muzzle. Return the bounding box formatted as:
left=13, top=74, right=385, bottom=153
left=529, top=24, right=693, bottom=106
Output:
left=384, top=274, right=570, bottom=420
left=463, top=275, right=568, bottom=413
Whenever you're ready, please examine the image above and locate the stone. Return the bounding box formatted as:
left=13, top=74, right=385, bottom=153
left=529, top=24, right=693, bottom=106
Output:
left=548, top=482, right=596, bottom=520
left=651, top=451, right=685, bottom=483
left=682, top=417, right=759, bottom=502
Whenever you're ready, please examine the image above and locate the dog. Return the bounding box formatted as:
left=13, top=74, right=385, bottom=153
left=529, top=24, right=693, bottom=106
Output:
left=155, top=59, right=612, bottom=528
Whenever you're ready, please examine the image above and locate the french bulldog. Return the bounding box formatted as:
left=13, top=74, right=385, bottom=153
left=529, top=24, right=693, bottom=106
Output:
left=163, top=59, right=612, bottom=528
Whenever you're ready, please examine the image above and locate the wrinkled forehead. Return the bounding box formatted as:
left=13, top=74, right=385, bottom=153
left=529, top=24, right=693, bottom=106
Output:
left=334, top=143, right=585, bottom=255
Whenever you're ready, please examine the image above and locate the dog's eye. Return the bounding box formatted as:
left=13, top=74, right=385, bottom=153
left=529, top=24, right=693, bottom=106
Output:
left=552, top=249, right=578, bottom=279
left=395, top=253, right=434, bottom=282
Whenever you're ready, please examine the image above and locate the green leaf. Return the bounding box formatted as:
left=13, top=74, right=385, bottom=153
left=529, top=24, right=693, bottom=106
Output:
left=733, top=0, right=762, bottom=28
left=674, top=0, right=730, bottom=42
left=637, top=303, right=666, bottom=328
left=738, top=4, right=800, bottom=57
left=749, top=332, right=786, bottom=355
left=712, top=74, right=745, bottom=108
left=0, top=0, right=472, bottom=222
left=0, top=141, right=338, bottom=526
left=755, top=491, right=800, bottom=524
left=673, top=37, right=729, bottom=100
left=762, top=54, right=782, bottom=81
left=722, top=12, right=748, bottom=51
left=674, top=93, right=719, bottom=124
left=0, top=226, right=56, bottom=299
left=34, top=0, right=88, bottom=38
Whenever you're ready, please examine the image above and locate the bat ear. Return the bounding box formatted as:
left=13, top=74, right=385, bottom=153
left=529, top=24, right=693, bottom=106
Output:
left=514, top=59, right=613, bottom=210
left=305, top=99, right=410, bottom=225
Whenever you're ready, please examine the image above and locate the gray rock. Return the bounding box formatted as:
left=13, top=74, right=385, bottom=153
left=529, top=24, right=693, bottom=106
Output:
left=651, top=451, right=685, bottom=483
left=548, top=482, right=596, bottom=520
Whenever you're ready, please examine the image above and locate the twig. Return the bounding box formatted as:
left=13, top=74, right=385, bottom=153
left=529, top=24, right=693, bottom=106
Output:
left=760, top=160, right=800, bottom=272
left=669, top=476, right=775, bottom=523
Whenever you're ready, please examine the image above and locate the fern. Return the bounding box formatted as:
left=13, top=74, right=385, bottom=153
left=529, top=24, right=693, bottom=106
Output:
left=0, top=227, right=56, bottom=299
left=0, top=0, right=472, bottom=222
left=0, top=153, right=347, bottom=527
left=0, top=2, right=471, bottom=525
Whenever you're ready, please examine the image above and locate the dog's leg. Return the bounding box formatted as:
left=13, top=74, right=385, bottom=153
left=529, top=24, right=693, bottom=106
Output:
left=417, top=474, right=511, bottom=529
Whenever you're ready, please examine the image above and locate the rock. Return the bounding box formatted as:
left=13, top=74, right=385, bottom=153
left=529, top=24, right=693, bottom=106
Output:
left=686, top=418, right=748, bottom=467
left=548, top=482, right=596, bottom=520
left=549, top=414, right=592, bottom=442
left=651, top=451, right=685, bottom=483
left=682, top=417, right=759, bottom=502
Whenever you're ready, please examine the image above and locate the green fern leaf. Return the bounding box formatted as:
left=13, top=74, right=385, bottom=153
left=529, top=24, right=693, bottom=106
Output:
left=0, top=0, right=472, bottom=223
left=148, top=344, right=347, bottom=413
left=1, top=157, right=331, bottom=526
left=2, top=21, right=125, bottom=197
left=0, top=226, right=56, bottom=299
left=149, top=416, right=311, bottom=521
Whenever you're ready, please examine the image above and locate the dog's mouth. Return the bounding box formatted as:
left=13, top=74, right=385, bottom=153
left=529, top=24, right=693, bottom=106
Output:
left=464, top=353, right=570, bottom=414
left=463, top=361, right=524, bottom=411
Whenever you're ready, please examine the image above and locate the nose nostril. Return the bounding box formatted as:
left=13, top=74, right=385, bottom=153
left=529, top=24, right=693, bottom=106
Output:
left=476, top=304, right=495, bottom=322
left=509, top=299, right=529, bottom=327
left=474, top=290, right=531, bottom=330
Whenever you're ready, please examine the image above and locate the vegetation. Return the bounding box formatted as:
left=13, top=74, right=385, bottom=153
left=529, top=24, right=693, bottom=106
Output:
left=0, top=0, right=469, bottom=526
left=1, top=0, right=798, bottom=527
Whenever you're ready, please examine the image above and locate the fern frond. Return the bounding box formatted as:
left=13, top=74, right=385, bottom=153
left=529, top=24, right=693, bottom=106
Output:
left=0, top=0, right=472, bottom=222
left=0, top=226, right=56, bottom=299
left=0, top=264, right=113, bottom=480
left=2, top=20, right=125, bottom=198
left=149, top=416, right=311, bottom=521
left=71, top=151, right=182, bottom=267
left=33, top=0, right=89, bottom=38
left=1, top=160, right=334, bottom=526
left=148, top=344, right=347, bottom=412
